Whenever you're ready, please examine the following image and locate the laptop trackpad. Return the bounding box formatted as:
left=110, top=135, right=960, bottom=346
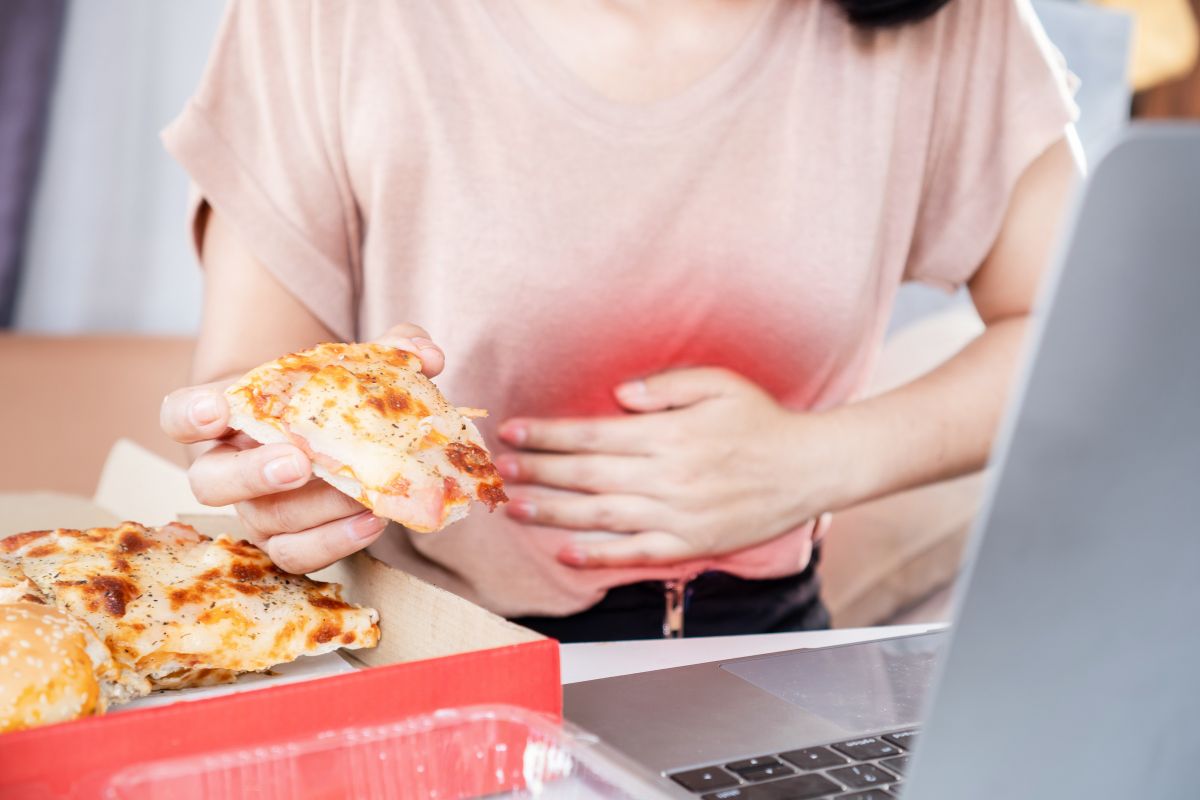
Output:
left=721, top=632, right=944, bottom=733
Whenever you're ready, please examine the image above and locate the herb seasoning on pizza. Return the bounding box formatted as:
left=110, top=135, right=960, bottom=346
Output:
left=1, top=522, right=380, bottom=695
left=226, top=342, right=507, bottom=532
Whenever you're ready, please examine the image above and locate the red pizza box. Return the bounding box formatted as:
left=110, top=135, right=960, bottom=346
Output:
left=0, top=442, right=561, bottom=798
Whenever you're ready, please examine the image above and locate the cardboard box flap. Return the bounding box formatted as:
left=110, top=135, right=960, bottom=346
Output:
left=315, top=550, right=545, bottom=666
left=95, top=437, right=226, bottom=522
left=177, top=512, right=250, bottom=539
left=0, top=492, right=119, bottom=536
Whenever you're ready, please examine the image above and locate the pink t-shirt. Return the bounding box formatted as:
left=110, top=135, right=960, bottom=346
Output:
left=164, top=0, right=1076, bottom=616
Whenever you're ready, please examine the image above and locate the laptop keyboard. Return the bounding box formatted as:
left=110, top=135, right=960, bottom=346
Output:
left=667, top=729, right=916, bottom=799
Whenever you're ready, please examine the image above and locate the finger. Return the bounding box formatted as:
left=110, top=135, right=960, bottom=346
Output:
left=224, top=431, right=262, bottom=451
left=373, top=322, right=445, bottom=377
left=558, top=530, right=695, bottom=568
left=190, top=431, right=263, bottom=461
left=161, top=381, right=234, bottom=444
left=494, top=452, right=650, bottom=494
left=505, top=488, right=664, bottom=533
left=812, top=512, right=833, bottom=544
left=263, top=511, right=389, bottom=575
left=497, top=415, right=656, bottom=455
left=614, top=367, right=749, bottom=413
left=188, top=442, right=312, bottom=507
left=236, top=480, right=367, bottom=536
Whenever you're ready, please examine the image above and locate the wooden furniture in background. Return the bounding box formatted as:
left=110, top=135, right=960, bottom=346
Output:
left=0, top=334, right=192, bottom=494
left=1131, top=0, right=1200, bottom=116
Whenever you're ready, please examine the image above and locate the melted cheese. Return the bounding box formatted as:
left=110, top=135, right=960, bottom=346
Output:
left=0, top=559, right=46, bottom=605
left=1, top=523, right=380, bottom=692
left=226, top=342, right=507, bottom=532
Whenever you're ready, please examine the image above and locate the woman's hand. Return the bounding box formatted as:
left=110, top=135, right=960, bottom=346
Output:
left=495, top=368, right=842, bottom=569
left=160, top=323, right=445, bottom=575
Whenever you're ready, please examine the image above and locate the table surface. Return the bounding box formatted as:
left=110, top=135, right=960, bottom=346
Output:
left=559, top=623, right=946, bottom=684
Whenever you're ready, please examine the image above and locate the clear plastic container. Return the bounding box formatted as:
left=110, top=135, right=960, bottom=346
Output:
left=103, top=705, right=673, bottom=800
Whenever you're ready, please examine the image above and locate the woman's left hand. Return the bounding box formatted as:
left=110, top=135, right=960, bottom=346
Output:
left=495, top=368, right=842, bottom=568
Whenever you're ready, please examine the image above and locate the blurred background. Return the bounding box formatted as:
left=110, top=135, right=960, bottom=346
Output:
left=2, top=1, right=221, bottom=333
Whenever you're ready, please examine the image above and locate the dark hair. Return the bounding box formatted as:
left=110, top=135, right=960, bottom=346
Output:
left=835, top=0, right=954, bottom=27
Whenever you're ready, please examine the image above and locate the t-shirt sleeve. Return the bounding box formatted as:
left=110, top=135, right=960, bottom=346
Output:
left=904, top=0, right=1080, bottom=291
left=161, top=0, right=359, bottom=340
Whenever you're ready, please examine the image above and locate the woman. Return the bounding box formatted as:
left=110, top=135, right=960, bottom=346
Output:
left=160, top=0, right=1081, bottom=641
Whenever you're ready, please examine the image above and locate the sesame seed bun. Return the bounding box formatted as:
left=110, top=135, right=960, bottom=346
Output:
left=0, top=603, right=115, bottom=732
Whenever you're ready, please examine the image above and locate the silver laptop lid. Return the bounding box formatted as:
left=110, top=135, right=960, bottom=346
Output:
left=907, top=126, right=1200, bottom=800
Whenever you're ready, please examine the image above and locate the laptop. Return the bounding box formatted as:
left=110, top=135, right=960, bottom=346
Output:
left=565, top=125, right=1200, bottom=800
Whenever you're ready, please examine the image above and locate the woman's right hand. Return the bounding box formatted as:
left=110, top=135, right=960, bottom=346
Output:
left=159, top=323, right=446, bottom=575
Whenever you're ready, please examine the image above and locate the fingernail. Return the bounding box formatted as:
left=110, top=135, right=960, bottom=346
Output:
left=263, top=454, right=306, bottom=486
left=812, top=512, right=833, bottom=544
left=347, top=511, right=387, bottom=541
left=410, top=336, right=439, bottom=354
left=559, top=546, right=588, bottom=566
left=495, top=455, right=519, bottom=481
left=507, top=499, right=536, bottom=521
left=615, top=380, right=646, bottom=401
left=188, top=395, right=220, bottom=427
left=501, top=422, right=530, bottom=448
left=499, top=421, right=527, bottom=445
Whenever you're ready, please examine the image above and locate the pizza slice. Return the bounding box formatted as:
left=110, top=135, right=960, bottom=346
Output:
left=1, top=522, right=380, bottom=692
left=0, top=557, right=46, bottom=605
left=225, top=342, right=507, bottom=532
left=1, top=556, right=149, bottom=707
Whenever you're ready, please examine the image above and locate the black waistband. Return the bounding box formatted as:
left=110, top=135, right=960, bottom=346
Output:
left=512, top=550, right=829, bottom=643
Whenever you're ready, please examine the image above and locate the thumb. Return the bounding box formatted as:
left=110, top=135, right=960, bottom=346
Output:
left=373, top=322, right=444, bottom=377
left=557, top=531, right=695, bottom=568
left=614, top=367, right=747, bottom=413
left=161, top=379, right=235, bottom=444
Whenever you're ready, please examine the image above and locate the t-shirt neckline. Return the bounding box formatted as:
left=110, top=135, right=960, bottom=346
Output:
left=476, top=0, right=789, bottom=136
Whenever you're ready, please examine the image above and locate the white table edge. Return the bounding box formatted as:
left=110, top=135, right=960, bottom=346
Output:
left=559, top=623, right=948, bottom=684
